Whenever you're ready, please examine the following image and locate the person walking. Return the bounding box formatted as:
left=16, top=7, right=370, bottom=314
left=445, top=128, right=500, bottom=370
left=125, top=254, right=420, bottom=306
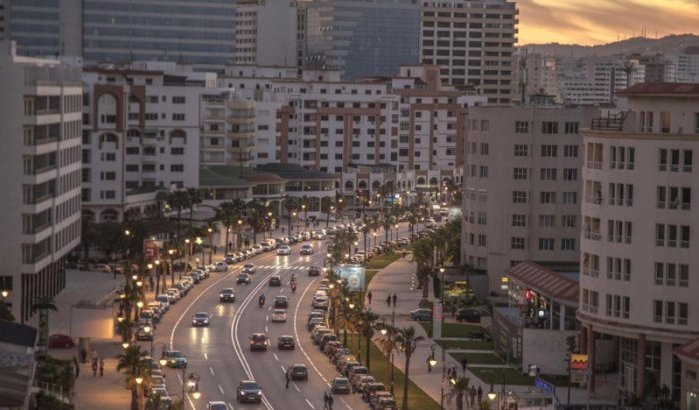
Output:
left=392, top=294, right=397, bottom=307
left=386, top=294, right=391, bottom=307
left=285, top=370, right=290, bottom=389
left=99, top=358, right=104, bottom=377
left=469, top=385, right=477, bottom=408
left=73, top=357, right=80, bottom=378
left=323, top=391, right=329, bottom=409
left=477, top=385, right=483, bottom=404
left=367, top=291, right=372, bottom=306
left=80, top=347, right=87, bottom=364
left=328, top=392, right=334, bottom=410
left=91, top=360, right=98, bottom=377
left=90, top=348, right=98, bottom=364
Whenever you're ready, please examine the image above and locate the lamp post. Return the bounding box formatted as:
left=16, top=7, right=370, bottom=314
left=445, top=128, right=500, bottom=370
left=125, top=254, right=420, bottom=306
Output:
left=293, top=212, right=298, bottom=233
left=184, top=238, right=191, bottom=273
left=152, top=341, right=168, bottom=361
left=267, top=212, right=273, bottom=239
left=207, top=227, right=214, bottom=264
left=167, top=248, right=176, bottom=286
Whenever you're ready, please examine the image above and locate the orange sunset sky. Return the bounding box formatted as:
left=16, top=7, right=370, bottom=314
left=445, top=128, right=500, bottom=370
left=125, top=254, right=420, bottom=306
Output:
left=517, top=0, right=699, bottom=45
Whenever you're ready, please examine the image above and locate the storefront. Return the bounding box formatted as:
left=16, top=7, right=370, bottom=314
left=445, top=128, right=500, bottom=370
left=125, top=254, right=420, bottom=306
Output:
left=676, top=338, right=699, bottom=410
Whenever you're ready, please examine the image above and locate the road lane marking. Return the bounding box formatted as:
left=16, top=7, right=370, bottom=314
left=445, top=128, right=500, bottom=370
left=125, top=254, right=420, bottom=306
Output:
left=305, top=399, right=315, bottom=409
left=280, top=364, right=286, bottom=373
left=209, top=366, right=215, bottom=376
left=218, top=384, right=225, bottom=394
left=265, top=315, right=269, bottom=322
left=293, top=277, right=326, bottom=385
left=293, top=382, right=300, bottom=392
left=204, top=353, right=208, bottom=360
left=339, top=397, right=352, bottom=409
left=265, top=325, right=268, bottom=332
left=273, top=353, right=279, bottom=361
left=227, top=403, right=235, bottom=410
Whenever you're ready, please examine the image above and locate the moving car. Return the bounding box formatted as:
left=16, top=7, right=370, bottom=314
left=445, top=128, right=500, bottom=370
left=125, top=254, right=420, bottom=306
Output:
left=277, top=335, right=295, bottom=350
left=409, top=308, right=433, bottom=321
left=274, top=295, right=289, bottom=309
left=271, top=309, right=287, bottom=323
left=192, top=312, right=210, bottom=327
left=236, top=380, right=262, bottom=403
left=300, top=244, right=313, bottom=255
left=308, top=265, right=321, bottom=276
left=269, top=275, right=282, bottom=287
left=242, top=264, right=256, bottom=274
left=286, top=364, right=309, bottom=381
left=331, top=377, right=351, bottom=394
left=136, top=325, right=154, bottom=341
left=164, top=350, right=187, bottom=368
left=219, top=288, right=235, bottom=302
left=214, top=262, right=228, bottom=272
left=207, top=402, right=228, bottom=410
left=236, top=273, right=252, bottom=284
left=276, top=245, right=291, bottom=256
left=249, top=333, right=269, bottom=351
left=48, top=334, right=74, bottom=348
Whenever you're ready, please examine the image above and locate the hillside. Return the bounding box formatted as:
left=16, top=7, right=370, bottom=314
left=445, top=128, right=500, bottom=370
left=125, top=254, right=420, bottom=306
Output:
left=520, top=34, right=699, bottom=57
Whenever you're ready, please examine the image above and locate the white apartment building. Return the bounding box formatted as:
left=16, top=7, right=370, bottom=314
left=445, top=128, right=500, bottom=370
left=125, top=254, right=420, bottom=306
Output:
left=200, top=91, right=256, bottom=167
left=461, top=103, right=599, bottom=293
left=420, top=0, right=518, bottom=104
left=234, top=0, right=298, bottom=66
left=0, top=42, right=82, bottom=323
left=558, top=58, right=645, bottom=105
left=513, top=50, right=560, bottom=102
left=579, top=83, right=699, bottom=405
left=81, top=62, right=218, bottom=223
left=674, top=48, right=699, bottom=83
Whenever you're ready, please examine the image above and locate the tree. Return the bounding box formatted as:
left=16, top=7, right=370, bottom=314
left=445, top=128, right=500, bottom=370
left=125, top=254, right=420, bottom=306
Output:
left=382, top=215, right=394, bottom=244
left=375, top=324, right=399, bottom=387
left=246, top=199, right=266, bottom=244
left=283, top=197, right=300, bottom=234
left=32, top=296, right=58, bottom=350
left=166, top=189, right=189, bottom=253
left=186, top=187, right=203, bottom=228
left=395, top=325, right=425, bottom=410
left=411, top=237, right=434, bottom=299
left=81, top=216, right=97, bottom=263
left=331, top=227, right=358, bottom=263
left=215, top=199, right=246, bottom=253
left=361, top=216, right=372, bottom=255
left=321, top=197, right=335, bottom=228
left=116, top=345, right=149, bottom=410
left=358, top=310, right=379, bottom=371
left=451, top=376, right=471, bottom=410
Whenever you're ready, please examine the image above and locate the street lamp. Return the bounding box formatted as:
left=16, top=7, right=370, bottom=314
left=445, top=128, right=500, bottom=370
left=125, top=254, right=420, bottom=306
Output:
left=122, top=342, right=130, bottom=349
left=487, top=385, right=497, bottom=401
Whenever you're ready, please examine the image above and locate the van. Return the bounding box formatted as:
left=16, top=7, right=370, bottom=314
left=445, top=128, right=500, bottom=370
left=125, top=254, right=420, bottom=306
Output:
left=155, top=294, right=170, bottom=308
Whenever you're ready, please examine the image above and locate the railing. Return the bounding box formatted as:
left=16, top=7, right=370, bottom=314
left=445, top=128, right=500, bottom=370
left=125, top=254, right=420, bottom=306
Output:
left=591, top=115, right=625, bottom=131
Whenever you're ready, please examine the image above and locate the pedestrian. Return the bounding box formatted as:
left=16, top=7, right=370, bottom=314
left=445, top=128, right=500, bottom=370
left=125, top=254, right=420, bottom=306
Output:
left=90, top=348, right=97, bottom=364
left=73, top=357, right=80, bottom=378
left=386, top=294, right=391, bottom=307
left=91, top=360, right=98, bottom=377
left=426, top=356, right=432, bottom=372
left=392, top=293, right=397, bottom=307
left=402, top=249, right=407, bottom=259
left=323, top=391, right=329, bottom=409
left=80, top=347, right=87, bottom=364
left=99, top=358, right=104, bottom=377
left=469, top=385, right=477, bottom=408
left=452, top=304, right=457, bottom=319
left=367, top=291, right=372, bottom=306
left=285, top=371, right=290, bottom=389
left=213, top=245, right=218, bottom=254
left=477, top=385, right=483, bottom=404
left=328, top=392, right=334, bottom=410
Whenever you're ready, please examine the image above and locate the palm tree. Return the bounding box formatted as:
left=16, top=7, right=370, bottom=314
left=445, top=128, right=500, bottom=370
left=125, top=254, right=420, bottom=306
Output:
left=375, top=323, right=399, bottom=387
left=382, top=215, right=394, bottom=244
left=451, top=376, right=471, bottom=410
left=215, top=199, right=246, bottom=253
left=359, top=310, right=379, bottom=370
left=321, top=197, right=335, bottom=228
left=246, top=199, right=266, bottom=244
left=283, top=197, right=300, bottom=234
left=186, top=187, right=203, bottom=228
left=301, top=195, right=309, bottom=228
left=361, top=216, right=372, bottom=254
left=167, top=189, right=189, bottom=252
left=395, top=326, right=425, bottom=410
left=411, top=237, right=434, bottom=299
left=32, top=296, right=58, bottom=350
left=116, top=345, right=149, bottom=410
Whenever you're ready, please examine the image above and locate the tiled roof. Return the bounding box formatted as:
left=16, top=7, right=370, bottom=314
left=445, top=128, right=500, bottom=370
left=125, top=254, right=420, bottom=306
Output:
left=505, top=261, right=579, bottom=304
left=618, top=82, right=699, bottom=96
left=675, top=337, right=699, bottom=363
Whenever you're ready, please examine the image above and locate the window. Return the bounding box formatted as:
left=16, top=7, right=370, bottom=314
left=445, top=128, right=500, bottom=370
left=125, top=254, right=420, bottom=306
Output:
left=562, top=215, right=576, bottom=228
left=539, top=192, right=556, bottom=204
left=561, top=238, right=575, bottom=251
left=511, top=237, right=526, bottom=249
left=564, top=122, right=579, bottom=134
left=539, top=215, right=555, bottom=227
left=607, top=220, right=632, bottom=243
left=660, top=111, right=671, bottom=133
left=513, top=168, right=528, bottom=180
left=170, top=164, right=184, bottom=172
left=540, top=168, right=557, bottom=181
left=564, top=145, right=578, bottom=157
left=606, top=257, right=631, bottom=281
left=126, top=147, right=139, bottom=155
left=480, top=120, right=490, bottom=131
left=657, top=186, right=691, bottom=210
left=563, top=169, right=577, bottom=181
left=540, top=145, right=557, bottom=157
left=609, top=146, right=635, bottom=169
left=656, top=263, right=690, bottom=287
left=538, top=238, right=554, bottom=250
left=479, top=166, right=488, bottom=178
left=608, top=183, right=634, bottom=207
left=582, top=289, right=599, bottom=314
left=562, top=192, right=577, bottom=204
left=583, top=253, right=599, bottom=276
left=640, top=111, right=654, bottom=132
left=125, top=164, right=139, bottom=172
left=694, top=113, right=699, bottom=134
left=541, top=122, right=558, bottom=134
left=172, top=96, right=186, bottom=104
left=512, top=214, right=526, bottom=227
left=478, top=235, right=487, bottom=247
left=515, top=121, right=529, bottom=133
left=172, top=113, right=185, bottom=121
left=477, top=212, right=487, bottom=225
left=512, top=191, right=527, bottom=203
left=656, top=224, right=690, bottom=248
left=480, top=143, right=489, bottom=155
left=514, top=144, right=528, bottom=156
left=662, top=148, right=693, bottom=172
left=171, top=147, right=184, bottom=155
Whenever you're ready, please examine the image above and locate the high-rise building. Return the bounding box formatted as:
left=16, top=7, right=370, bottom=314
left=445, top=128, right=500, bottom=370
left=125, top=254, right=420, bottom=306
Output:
left=233, top=0, right=298, bottom=66
left=513, top=50, right=560, bottom=102
left=200, top=91, right=256, bottom=168
left=579, top=83, right=699, bottom=404
left=304, top=0, right=420, bottom=81
left=419, top=0, right=518, bottom=104
left=461, top=102, right=599, bottom=292
left=0, top=41, right=83, bottom=322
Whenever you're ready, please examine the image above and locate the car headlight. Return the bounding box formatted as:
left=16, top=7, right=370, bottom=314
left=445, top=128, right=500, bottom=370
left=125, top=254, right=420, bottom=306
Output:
left=257, top=391, right=262, bottom=395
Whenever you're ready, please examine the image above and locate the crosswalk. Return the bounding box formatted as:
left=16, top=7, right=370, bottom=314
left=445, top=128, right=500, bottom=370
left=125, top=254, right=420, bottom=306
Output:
left=230, top=264, right=314, bottom=270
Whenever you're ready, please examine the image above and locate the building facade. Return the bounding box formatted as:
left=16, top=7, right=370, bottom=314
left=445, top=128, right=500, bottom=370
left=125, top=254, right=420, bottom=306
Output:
left=579, top=83, right=699, bottom=405
left=0, top=42, right=82, bottom=322
left=304, top=0, right=420, bottom=81
left=419, top=0, right=518, bottom=104
left=461, top=103, right=599, bottom=292
left=233, top=0, right=298, bottom=66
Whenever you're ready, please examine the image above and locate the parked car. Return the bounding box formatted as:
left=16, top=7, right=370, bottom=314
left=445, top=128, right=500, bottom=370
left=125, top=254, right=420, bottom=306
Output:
left=48, top=334, right=74, bottom=348
left=456, top=307, right=488, bottom=323
left=214, top=262, right=228, bottom=272
left=362, top=383, right=387, bottom=402
left=331, top=377, right=351, bottom=394
left=409, top=308, right=433, bottom=321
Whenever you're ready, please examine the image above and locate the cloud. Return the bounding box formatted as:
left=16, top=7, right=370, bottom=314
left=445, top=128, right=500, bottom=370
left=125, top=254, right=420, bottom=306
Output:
left=518, top=0, right=699, bottom=45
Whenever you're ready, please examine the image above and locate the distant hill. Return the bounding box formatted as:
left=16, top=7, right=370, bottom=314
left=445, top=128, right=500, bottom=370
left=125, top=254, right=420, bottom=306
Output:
left=520, top=34, right=699, bottom=58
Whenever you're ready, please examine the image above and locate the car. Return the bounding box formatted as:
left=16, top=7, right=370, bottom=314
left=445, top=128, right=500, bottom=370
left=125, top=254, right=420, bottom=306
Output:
left=277, top=335, right=295, bottom=350
left=354, top=375, right=376, bottom=392
left=236, top=273, right=252, bottom=284
left=324, top=341, right=343, bottom=356
left=307, top=317, right=325, bottom=331
left=312, top=230, right=326, bottom=240
left=48, top=334, right=74, bottom=348
left=155, top=294, right=170, bottom=309
left=373, top=395, right=398, bottom=410
left=249, top=333, right=269, bottom=351
left=207, top=401, right=228, bottom=410
left=409, top=308, right=433, bottom=321
left=192, top=312, right=210, bottom=327
left=300, top=244, right=313, bottom=255
left=274, top=295, right=289, bottom=309
left=313, top=328, right=333, bottom=345
left=242, top=264, right=256, bottom=274
left=91, top=263, right=112, bottom=273
left=219, top=288, right=236, bottom=302
left=251, top=244, right=263, bottom=254
left=260, top=242, right=271, bottom=252
left=286, top=364, right=309, bottom=381
left=271, top=309, right=287, bottom=322
left=369, top=391, right=394, bottom=409
left=362, top=383, right=387, bottom=402
left=224, top=254, right=237, bottom=264
left=214, top=261, right=228, bottom=272
left=456, top=307, right=490, bottom=323
left=312, top=296, right=329, bottom=309
left=164, top=350, right=187, bottom=368
left=148, top=387, right=172, bottom=406
left=308, top=265, right=321, bottom=276
left=276, top=245, right=291, bottom=256
left=319, top=333, right=338, bottom=350
left=331, top=377, right=351, bottom=394
left=269, top=275, right=282, bottom=287
left=425, top=218, right=436, bottom=228
left=136, top=325, right=154, bottom=341
left=236, top=380, right=262, bottom=403
left=347, top=365, right=369, bottom=382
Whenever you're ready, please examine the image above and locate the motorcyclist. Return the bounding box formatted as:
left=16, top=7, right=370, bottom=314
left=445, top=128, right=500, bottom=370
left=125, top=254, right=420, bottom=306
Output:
left=259, top=294, right=265, bottom=306
left=291, top=282, right=297, bottom=293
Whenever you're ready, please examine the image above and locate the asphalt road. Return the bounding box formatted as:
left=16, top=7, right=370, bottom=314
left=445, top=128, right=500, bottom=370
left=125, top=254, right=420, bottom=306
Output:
left=147, top=224, right=413, bottom=410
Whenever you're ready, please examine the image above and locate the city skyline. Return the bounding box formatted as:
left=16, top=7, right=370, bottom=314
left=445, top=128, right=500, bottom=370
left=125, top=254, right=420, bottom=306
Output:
left=519, top=0, right=699, bottom=45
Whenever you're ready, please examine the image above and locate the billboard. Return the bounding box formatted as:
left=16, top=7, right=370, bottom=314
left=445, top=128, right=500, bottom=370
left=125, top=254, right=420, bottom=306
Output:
left=334, top=265, right=365, bottom=292
left=570, top=354, right=589, bottom=370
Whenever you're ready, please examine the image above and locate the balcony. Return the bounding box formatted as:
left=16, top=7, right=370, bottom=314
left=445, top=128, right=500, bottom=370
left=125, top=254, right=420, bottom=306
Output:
left=590, top=114, right=625, bottom=131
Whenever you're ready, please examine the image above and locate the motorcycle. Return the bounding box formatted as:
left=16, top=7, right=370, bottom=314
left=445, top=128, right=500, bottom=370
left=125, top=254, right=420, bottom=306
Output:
left=258, top=296, right=265, bottom=307
left=291, top=283, right=297, bottom=294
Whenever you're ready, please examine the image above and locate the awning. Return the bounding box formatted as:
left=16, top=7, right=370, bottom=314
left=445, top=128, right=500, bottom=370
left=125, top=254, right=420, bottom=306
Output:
left=505, top=261, right=578, bottom=305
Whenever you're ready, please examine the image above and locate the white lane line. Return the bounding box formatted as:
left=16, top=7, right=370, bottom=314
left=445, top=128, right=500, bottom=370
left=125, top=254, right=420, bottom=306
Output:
left=218, top=384, right=225, bottom=394
left=280, top=288, right=285, bottom=293
left=227, top=403, right=235, bottom=410
left=268, top=306, right=272, bottom=311
left=273, top=353, right=279, bottom=361
left=209, top=366, right=215, bottom=376
left=293, top=277, right=327, bottom=385
left=204, top=352, right=208, bottom=360
left=305, top=399, right=315, bottom=409
left=280, top=364, right=286, bottom=373
left=266, top=315, right=269, bottom=322
left=265, top=325, right=269, bottom=332
left=293, top=382, right=300, bottom=392
left=339, top=397, right=352, bottom=409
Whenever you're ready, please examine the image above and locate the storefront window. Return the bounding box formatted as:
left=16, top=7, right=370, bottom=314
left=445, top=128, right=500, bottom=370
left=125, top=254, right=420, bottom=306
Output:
left=620, top=337, right=638, bottom=395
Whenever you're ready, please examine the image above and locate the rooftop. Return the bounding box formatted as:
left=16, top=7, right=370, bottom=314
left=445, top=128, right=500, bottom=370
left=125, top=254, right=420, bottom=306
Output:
left=506, top=261, right=579, bottom=304
left=199, top=166, right=256, bottom=188
left=618, top=82, right=699, bottom=96
left=256, top=163, right=337, bottom=181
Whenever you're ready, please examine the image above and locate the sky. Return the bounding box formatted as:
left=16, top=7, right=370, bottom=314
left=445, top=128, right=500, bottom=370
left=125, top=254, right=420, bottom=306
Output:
left=518, top=0, right=699, bottom=45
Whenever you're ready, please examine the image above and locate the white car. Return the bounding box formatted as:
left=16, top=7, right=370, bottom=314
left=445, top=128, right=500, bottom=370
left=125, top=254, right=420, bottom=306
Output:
left=312, top=296, right=329, bottom=309
left=276, top=245, right=291, bottom=256
left=214, top=262, right=228, bottom=272
left=271, top=309, right=288, bottom=322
